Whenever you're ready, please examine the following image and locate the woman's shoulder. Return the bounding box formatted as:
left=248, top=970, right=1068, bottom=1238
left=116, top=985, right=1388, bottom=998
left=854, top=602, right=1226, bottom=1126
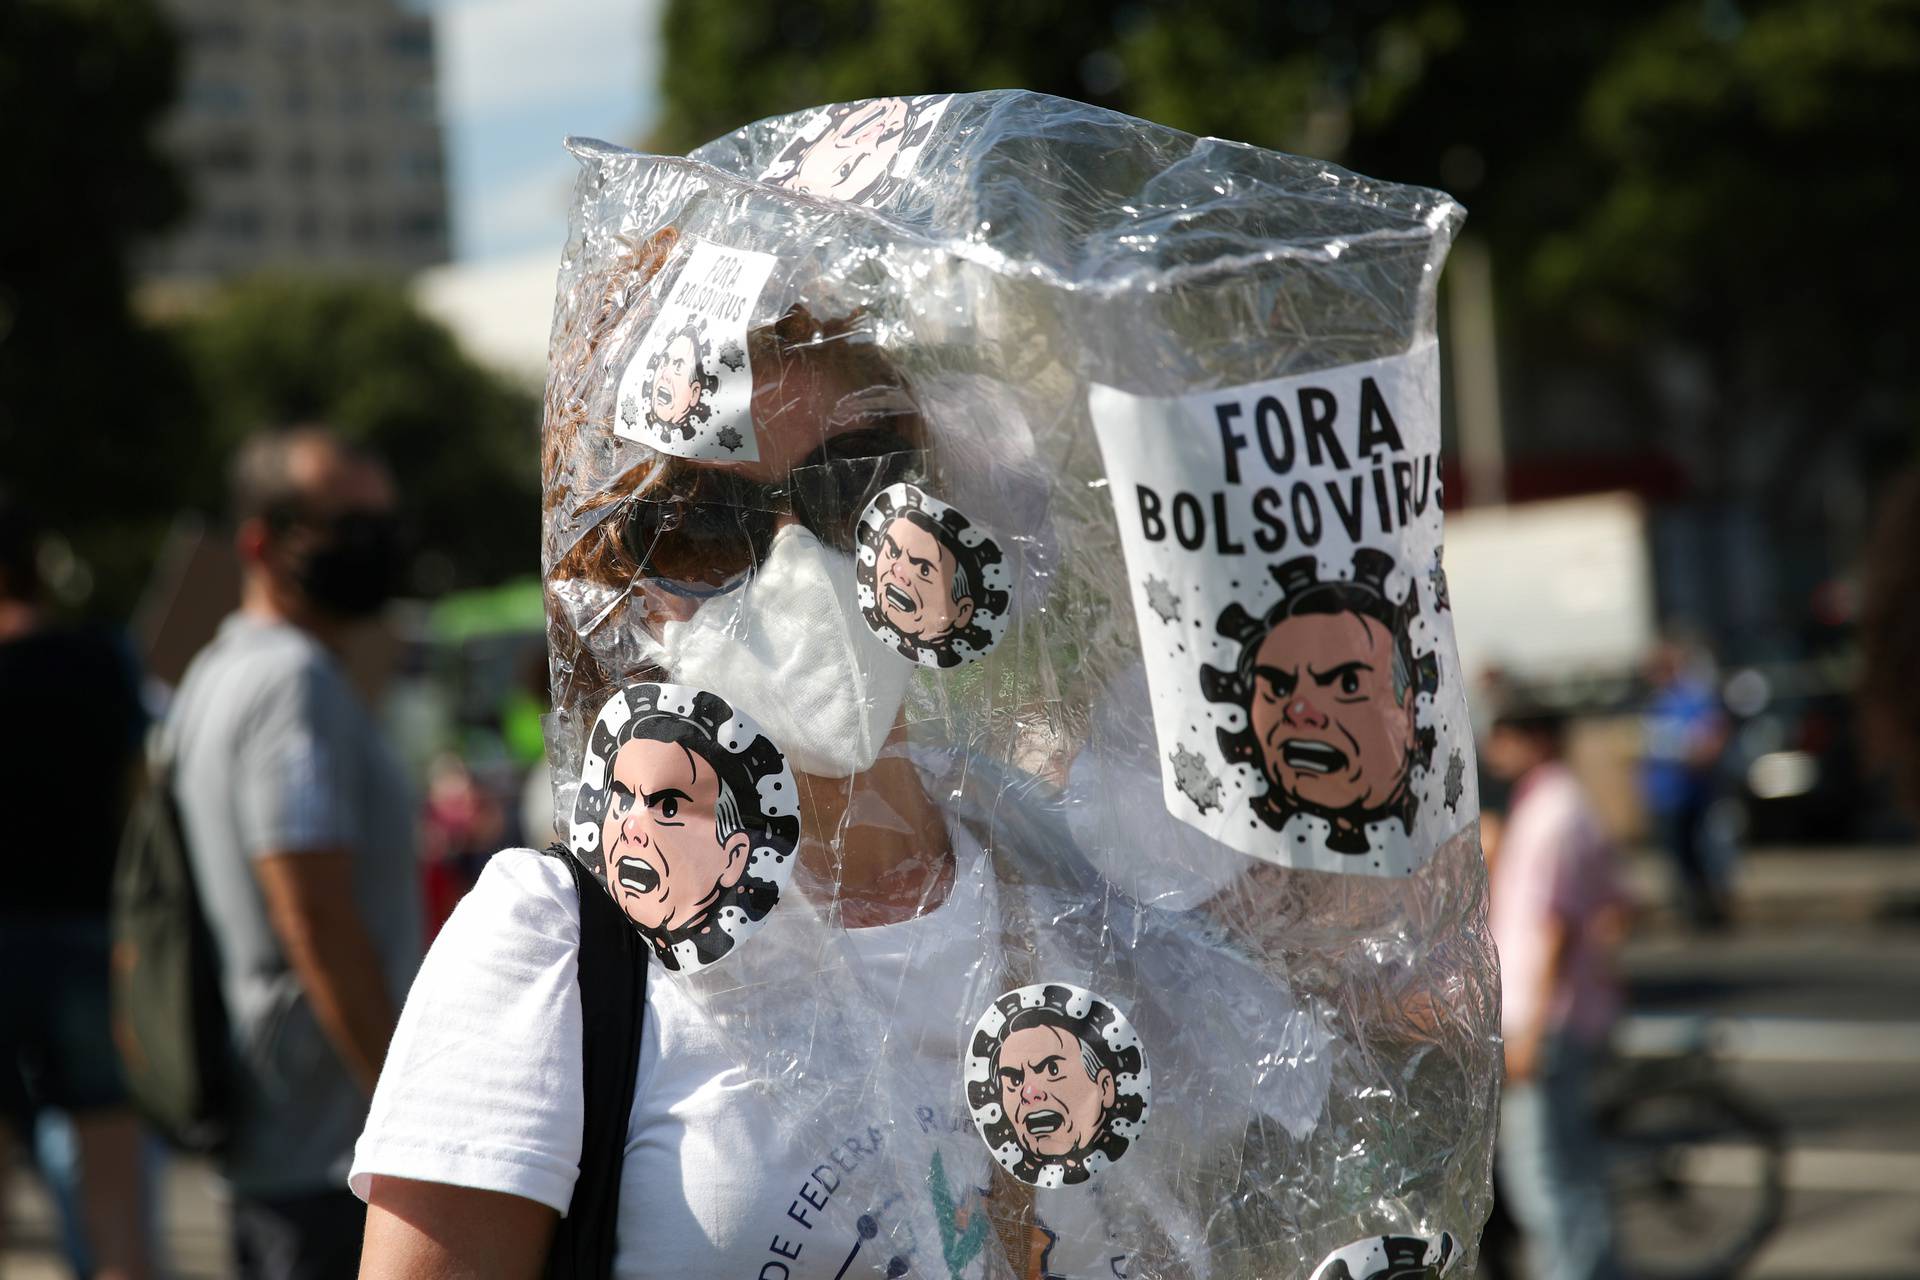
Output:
left=436, top=848, right=586, bottom=956
left=356, top=847, right=595, bottom=1216
left=478, top=845, right=579, bottom=894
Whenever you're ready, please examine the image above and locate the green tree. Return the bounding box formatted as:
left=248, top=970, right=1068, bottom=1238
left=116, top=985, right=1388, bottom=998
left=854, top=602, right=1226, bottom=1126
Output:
left=0, top=0, right=196, bottom=613
left=655, top=0, right=1137, bottom=151
left=1534, top=0, right=1920, bottom=489
left=653, top=0, right=1920, bottom=498
left=177, top=276, right=543, bottom=594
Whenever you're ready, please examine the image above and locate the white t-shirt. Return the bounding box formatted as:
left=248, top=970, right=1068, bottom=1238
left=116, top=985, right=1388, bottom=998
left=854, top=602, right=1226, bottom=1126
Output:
left=355, top=792, right=1333, bottom=1278
left=354, top=833, right=1024, bottom=1279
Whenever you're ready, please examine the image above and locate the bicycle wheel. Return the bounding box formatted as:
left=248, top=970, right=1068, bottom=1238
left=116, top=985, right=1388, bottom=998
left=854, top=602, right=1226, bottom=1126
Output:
left=1603, top=1081, right=1787, bottom=1280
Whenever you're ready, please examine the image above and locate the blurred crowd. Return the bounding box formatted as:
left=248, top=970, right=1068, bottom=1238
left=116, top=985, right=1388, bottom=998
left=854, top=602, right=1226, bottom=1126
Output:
left=0, top=428, right=553, bottom=1280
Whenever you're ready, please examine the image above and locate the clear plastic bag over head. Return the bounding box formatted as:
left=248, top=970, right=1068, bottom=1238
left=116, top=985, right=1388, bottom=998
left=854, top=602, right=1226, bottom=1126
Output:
left=540, top=90, right=1498, bottom=1280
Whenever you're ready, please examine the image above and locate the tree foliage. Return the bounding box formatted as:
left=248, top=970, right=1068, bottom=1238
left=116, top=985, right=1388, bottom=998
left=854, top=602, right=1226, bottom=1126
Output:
left=0, top=0, right=196, bottom=613
left=654, top=0, right=1920, bottom=486
left=177, top=276, right=542, bottom=595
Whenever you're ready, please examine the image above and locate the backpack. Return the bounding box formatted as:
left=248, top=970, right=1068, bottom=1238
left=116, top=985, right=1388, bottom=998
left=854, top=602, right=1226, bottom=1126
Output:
left=109, top=757, right=234, bottom=1153
left=543, top=844, right=651, bottom=1280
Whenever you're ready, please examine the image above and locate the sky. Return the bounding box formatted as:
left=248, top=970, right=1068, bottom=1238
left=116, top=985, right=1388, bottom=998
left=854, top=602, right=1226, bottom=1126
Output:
left=426, top=0, right=661, bottom=263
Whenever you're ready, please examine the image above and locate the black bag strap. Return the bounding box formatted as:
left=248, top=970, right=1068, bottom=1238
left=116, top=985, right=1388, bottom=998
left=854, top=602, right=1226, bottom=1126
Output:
left=543, top=844, right=649, bottom=1280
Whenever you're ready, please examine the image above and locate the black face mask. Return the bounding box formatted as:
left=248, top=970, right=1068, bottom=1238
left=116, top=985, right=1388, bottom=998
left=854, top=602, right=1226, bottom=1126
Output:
left=288, top=509, right=403, bottom=620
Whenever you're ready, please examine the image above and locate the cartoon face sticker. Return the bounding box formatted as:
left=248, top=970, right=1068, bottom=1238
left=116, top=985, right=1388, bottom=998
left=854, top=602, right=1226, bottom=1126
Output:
left=855, top=483, right=1010, bottom=668
left=625, top=320, right=719, bottom=444
left=1200, top=549, right=1439, bottom=855
left=762, top=95, right=952, bottom=205
left=1307, top=1232, right=1460, bottom=1280
left=963, top=983, right=1150, bottom=1188
left=568, top=682, right=799, bottom=972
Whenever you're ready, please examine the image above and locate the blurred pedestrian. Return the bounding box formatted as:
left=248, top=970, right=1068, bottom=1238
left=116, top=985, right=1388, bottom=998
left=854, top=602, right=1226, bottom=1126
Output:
left=0, top=492, right=154, bottom=1280
left=1860, top=465, right=1920, bottom=825
left=1639, top=638, right=1731, bottom=928
left=165, top=428, right=421, bottom=1280
left=1472, top=734, right=1522, bottom=1280
left=1483, top=694, right=1628, bottom=1280
left=419, top=753, right=503, bottom=940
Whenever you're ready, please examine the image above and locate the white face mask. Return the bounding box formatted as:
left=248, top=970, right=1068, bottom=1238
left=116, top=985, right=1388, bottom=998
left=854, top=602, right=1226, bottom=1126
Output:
left=653, top=524, right=914, bottom=779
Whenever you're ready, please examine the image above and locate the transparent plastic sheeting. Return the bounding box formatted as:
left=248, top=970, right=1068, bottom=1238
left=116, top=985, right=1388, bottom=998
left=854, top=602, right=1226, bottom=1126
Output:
left=540, top=91, right=1498, bottom=1279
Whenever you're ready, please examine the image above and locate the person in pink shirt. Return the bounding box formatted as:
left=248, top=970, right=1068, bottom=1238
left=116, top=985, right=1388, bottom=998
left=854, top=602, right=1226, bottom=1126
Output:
left=1483, top=696, right=1629, bottom=1280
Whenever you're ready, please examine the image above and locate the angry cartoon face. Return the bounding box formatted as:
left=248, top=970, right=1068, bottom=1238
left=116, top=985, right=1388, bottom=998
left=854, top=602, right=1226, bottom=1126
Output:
left=1200, top=550, right=1439, bottom=853
left=876, top=512, right=975, bottom=643
left=600, top=734, right=751, bottom=933
left=995, top=1018, right=1118, bottom=1162
left=571, top=684, right=799, bottom=973
left=650, top=331, right=705, bottom=428
left=856, top=482, right=1010, bottom=669
left=965, top=984, right=1151, bottom=1187
left=1247, top=610, right=1419, bottom=819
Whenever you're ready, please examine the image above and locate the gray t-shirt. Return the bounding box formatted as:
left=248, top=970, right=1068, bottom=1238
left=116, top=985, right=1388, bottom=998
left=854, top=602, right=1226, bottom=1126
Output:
left=168, top=613, right=422, bottom=1196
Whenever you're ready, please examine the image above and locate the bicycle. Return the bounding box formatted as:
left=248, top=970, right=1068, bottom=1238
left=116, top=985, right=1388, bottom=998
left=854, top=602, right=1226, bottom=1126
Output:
left=1597, top=1022, right=1788, bottom=1280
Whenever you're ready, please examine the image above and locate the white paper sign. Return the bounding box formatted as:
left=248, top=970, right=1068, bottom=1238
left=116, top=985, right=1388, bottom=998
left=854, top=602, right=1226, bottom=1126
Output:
left=614, top=238, right=778, bottom=461
left=1090, top=343, right=1477, bottom=878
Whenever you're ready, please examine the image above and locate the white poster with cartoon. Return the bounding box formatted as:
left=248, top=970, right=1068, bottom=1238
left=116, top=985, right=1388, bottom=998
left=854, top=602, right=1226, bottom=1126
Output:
left=614, top=238, right=777, bottom=461
left=1090, top=343, right=1476, bottom=878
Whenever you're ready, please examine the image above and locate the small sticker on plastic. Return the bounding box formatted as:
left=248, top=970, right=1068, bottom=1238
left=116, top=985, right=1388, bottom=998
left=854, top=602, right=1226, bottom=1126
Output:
left=1308, top=1231, right=1460, bottom=1280
left=854, top=482, right=1010, bottom=668
left=963, top=982, right=1151, bottom=1188
left=569, top=681, right=799, bottom=972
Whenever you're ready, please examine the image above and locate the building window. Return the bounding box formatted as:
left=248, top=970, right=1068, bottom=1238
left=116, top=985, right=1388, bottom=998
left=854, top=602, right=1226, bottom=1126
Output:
left=399, top=148, right=441, bottom=181
left=341, top=149, right=372, bottom=179
left=210, top=207, right=264, bottom=242
left=387, top=21, right=433, bottom=59
left=183, top=18, right=246, bottom=51
left=400, top=211, right=443, bottom=241
left=393, top=85, right=436, bottom=119
left=202, top=137, right=255, bottom=175
left=288, top=147, right=317, bottom=180
left=186, top=80, right=250, bottom=116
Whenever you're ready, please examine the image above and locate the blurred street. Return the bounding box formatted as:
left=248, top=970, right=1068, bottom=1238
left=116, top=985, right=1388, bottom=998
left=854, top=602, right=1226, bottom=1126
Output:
left=5, top=845, right=1916, bottom=1279
left=1618, top=850, right=1920, bottom=1279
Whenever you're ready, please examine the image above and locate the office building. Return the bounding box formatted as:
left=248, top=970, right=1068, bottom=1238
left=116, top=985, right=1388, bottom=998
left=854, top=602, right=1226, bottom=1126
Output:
left=145, top=0, right=449, bottom=281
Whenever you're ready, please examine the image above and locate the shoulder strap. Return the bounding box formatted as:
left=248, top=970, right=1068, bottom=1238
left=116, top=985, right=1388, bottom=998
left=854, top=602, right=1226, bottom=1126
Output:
left=543, top=845, right=649, bottom=1280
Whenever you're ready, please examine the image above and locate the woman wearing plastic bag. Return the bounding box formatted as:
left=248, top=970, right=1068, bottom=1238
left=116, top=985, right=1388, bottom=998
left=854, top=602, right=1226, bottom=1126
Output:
left=352, top=91, right=1497, bottom=1280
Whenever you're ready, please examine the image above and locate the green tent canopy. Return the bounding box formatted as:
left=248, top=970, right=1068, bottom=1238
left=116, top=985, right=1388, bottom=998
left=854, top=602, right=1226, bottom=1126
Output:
left=429, top=576, right=546, bottom=644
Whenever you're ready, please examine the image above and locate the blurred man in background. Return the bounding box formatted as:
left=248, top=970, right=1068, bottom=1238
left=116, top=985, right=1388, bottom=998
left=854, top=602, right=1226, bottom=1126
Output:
left=1640, top=638, right=1731, bottom=929
left=1484, top=694, right=1629, bottom=1280
left=0, top=493, right=153, bottom=1280
left=165, top=428, right=421, bottom=1280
